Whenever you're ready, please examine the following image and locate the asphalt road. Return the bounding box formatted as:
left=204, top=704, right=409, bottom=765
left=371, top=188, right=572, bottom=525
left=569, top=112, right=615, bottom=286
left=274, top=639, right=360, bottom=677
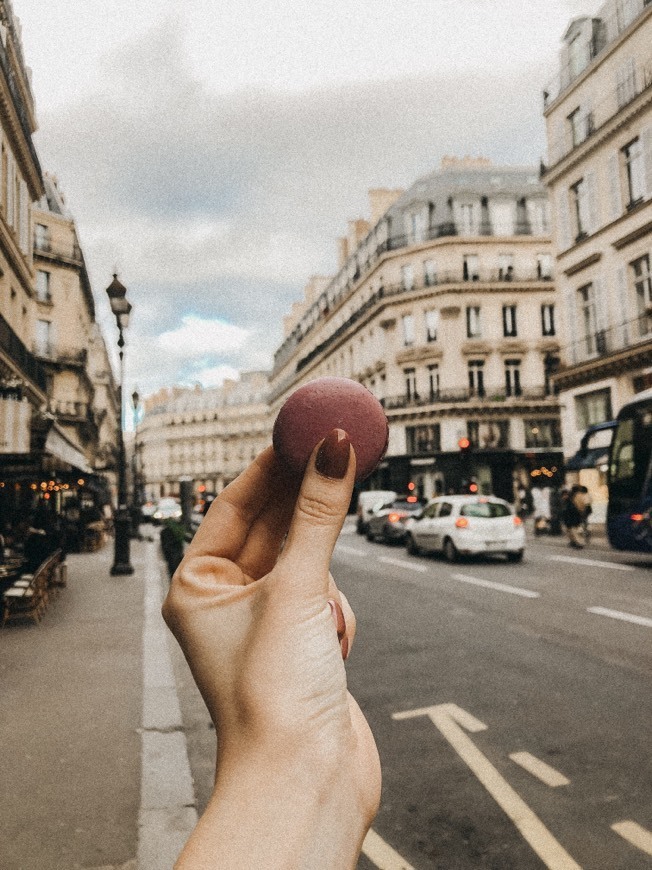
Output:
left=170, top=524, right=652, bottom=869
left=336, top=523, right=652, bottom=870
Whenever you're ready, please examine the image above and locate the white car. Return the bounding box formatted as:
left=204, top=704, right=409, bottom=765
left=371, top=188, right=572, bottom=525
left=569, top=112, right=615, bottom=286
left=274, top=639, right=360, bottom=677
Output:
left=404, top=495, right=525, bottom=562
left=152, top=497, right=182, bottom=524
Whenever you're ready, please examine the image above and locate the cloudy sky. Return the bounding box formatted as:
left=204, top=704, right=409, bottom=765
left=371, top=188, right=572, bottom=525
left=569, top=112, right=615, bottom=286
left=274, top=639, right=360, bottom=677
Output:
left=18, top=0, right=598, bottom=398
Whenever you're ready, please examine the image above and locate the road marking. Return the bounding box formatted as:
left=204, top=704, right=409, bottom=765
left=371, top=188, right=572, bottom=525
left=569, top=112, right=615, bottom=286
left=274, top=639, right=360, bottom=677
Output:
left=509, top=752, right=570, bottom=788
left=611, top=820, right=652, bottom=856
left=362, top=828, right=416, bottom=869
left=378, top=556, right=429, bottom=573
left=393, top=703, right=581, bottom=870
left=451, top=573, right=540, bottom=599
left=335, top=544, right=366, bottom=556
left=587, top=606, right=652, bottom=628
left=548, top=554, right=634, bottom=572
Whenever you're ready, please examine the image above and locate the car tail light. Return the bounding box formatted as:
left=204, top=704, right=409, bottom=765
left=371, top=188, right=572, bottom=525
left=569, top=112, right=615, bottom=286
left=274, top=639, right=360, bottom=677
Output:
left=513, top=516, right=523, bottom=526
left=631, top=513, right=644, bottom=522
left=455, top=517, right=469, bottom=529
left=388, top=512, right=401, bottom=523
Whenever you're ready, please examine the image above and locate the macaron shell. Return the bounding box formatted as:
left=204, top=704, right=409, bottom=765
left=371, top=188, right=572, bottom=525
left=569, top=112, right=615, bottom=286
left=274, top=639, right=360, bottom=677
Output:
left=273, top=377, right=389, bottom=482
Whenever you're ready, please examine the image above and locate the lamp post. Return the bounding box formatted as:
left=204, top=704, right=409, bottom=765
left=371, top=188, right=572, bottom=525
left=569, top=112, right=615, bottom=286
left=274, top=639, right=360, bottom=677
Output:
left=106, top=273, right=134, bottom=576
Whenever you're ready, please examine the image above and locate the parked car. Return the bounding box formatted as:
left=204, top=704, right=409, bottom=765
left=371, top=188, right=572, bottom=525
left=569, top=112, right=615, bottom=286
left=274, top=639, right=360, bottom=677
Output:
left=140, top=501, right=157, bottom=523
left=356, top=490, right=397, bottom=534
left=404, top=495, right=525, bottom=562
left=152, top=497, right=182, bottom=524
left=366, top=498, right=425, bottom=544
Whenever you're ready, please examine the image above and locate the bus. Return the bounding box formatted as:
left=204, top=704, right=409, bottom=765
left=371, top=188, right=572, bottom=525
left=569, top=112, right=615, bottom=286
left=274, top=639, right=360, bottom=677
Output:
left=607, top=388, right=652, bottom=553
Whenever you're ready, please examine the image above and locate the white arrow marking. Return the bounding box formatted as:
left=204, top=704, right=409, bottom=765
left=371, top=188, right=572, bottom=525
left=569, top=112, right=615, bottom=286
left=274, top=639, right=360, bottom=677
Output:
left=393, top=703, right=581, bottom=869
left=362, top=828, right=416, bottom=869
left=509, top=752, right=570, bottom=788
left=611, top=820, right=652, bottom=856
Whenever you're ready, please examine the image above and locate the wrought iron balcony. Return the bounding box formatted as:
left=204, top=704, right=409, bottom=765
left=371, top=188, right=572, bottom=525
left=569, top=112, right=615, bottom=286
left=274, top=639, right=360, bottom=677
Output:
left=0, top=313, right=47, bottom=392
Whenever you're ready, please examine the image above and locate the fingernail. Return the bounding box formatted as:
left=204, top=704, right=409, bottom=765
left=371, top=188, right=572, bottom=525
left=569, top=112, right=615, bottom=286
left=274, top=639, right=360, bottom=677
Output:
left=341, top=636, right=350, bottom=660
left=315, top=429, right=350, bottom=480
left=328, top=598, right=346, bottom=638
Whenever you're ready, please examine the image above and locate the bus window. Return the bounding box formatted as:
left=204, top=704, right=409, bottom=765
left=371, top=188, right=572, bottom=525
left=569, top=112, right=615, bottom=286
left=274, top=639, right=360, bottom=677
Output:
left=609, top=418, right=635, bottom=484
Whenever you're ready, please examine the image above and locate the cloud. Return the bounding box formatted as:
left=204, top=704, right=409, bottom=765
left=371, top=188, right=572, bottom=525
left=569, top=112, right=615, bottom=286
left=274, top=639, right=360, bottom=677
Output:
left=31, top=15, right=556, bottom=394
left=157, top=315, right=250, bottom=358
left=191, top=364, right=242, bottom=389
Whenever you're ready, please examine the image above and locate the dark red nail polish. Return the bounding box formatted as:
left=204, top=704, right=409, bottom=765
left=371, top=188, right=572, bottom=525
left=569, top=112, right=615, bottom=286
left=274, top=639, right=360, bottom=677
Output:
left=328, top=598, right=346, bottom=638
left=315, top=429, right=350, bottom=480
left=341, top=636, right=349, bottom=660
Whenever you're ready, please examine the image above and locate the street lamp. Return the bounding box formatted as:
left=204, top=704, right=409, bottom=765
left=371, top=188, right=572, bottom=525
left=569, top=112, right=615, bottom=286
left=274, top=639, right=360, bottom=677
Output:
left=106, top=273, right=134, bottom=576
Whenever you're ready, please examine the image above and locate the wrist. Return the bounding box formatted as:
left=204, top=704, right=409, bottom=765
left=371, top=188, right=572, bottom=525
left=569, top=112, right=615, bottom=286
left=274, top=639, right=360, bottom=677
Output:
left=177, top=745, right=373, bottom=869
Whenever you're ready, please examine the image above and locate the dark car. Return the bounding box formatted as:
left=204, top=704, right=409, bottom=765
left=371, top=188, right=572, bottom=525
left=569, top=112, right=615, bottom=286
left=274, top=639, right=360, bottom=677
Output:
left=366, top=498, right=425, bottom=544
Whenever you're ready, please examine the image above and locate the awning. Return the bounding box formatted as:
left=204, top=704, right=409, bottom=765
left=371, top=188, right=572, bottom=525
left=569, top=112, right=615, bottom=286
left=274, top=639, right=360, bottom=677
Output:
left=564, top=446, right=609, bottom=471
left=44, top=425, right=92, bottom=474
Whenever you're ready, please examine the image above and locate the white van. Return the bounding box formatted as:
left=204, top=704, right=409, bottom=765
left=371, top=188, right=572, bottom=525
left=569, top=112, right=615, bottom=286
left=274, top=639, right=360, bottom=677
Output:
left=356, top=490, right=397, bottom=534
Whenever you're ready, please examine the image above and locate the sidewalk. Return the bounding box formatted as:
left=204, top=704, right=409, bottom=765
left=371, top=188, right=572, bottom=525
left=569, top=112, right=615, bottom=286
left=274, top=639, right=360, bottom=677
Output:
left=0, top=536, right=196, bottom=870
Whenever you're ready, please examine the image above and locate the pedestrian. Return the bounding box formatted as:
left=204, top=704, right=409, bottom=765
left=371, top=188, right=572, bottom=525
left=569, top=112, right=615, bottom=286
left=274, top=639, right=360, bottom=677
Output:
left=563, top=484, right=589, bottom=548
left=162, top=430, right=380, bottom=868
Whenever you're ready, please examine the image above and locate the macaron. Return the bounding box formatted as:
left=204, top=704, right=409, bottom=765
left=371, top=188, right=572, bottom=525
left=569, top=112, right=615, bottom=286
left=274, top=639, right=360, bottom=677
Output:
left=272, top=377, right=389, bottom=482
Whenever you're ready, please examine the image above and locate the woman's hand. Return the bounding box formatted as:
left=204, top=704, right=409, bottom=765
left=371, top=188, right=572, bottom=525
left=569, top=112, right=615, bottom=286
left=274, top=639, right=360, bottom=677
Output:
left=162, top=429, right=381, bottom=868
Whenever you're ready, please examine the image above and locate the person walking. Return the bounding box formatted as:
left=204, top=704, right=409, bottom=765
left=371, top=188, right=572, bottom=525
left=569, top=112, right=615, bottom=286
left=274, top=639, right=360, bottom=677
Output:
left=563, top=484, right=591, bottom=548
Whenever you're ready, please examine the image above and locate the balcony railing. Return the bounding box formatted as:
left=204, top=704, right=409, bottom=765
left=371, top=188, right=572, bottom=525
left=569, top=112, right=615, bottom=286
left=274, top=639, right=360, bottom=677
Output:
left=50, top=400, right=90, bottom=421
left=276, top=269, right=554, bottom=375
left=545, top=52, right=652, bottom=168
left=34, top=238, right=84, bottom=263
left=34, top=344, right=88, bottom=366
left=0, top=313, right=47, bottom=393
left=381, top=386, right=551, bottom=410
left=564, top=311, right=652, bottom=367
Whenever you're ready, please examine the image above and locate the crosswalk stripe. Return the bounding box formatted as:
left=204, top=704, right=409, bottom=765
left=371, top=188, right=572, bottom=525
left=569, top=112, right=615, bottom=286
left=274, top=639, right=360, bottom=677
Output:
left=362, top=828, right=416, bottom=870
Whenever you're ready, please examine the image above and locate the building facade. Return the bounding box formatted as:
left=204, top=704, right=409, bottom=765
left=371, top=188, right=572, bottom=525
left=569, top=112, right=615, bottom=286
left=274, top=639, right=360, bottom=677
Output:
left=543, top=0, right=652, bottom=517
left=137, top=371, right=272, bottom=501
left=0, top=0, right=46, bottom=463
left=270, top=158, right=563, bottom=504
left=31, top=174, right=119, bottom=481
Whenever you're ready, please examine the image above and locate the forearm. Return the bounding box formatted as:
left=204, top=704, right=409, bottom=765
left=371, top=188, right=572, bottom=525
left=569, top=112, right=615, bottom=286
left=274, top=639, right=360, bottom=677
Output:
left=175, top=750, right=370, bottom=869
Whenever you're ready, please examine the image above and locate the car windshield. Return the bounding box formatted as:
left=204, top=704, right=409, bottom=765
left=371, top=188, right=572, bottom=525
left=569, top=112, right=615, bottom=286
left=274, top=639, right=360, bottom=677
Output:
left=387, top=500, right=423, bottom=512
left=460, top=501, right=511, bottom=518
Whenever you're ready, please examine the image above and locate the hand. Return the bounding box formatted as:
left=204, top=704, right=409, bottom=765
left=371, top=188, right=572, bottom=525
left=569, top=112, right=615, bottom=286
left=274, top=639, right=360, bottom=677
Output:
left=162, top=429, right=381, bottom=868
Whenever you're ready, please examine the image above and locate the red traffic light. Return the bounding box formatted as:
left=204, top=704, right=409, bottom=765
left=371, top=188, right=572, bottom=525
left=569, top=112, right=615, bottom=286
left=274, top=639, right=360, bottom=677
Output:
left=458, top=437, right=471, bottom=450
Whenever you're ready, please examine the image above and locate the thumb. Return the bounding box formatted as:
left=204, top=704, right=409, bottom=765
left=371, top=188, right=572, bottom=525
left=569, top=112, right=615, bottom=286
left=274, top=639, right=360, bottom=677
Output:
left=277, top=428, right=356, bottom=596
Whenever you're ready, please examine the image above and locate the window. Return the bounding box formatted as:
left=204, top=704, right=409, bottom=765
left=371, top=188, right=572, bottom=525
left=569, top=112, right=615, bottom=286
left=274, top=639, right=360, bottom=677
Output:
left=405, top=210, right=426, bottom=243
left=537, top=253, right=553, bottom=280
left=571, top=177, right=590, bottom=238
left=404, top=368, right=418, bottom=401
left=406, top=424, right=441, bottom=455
left=491, top=201, right=515, bottom=236
left=578, top=283, right=598, bottom=355
left=524, top=419, right=562, bottom=448
left=631, top=254, right=652, bottom=337
left=423, top=259, right=437, bottom=286
left=622, top=138, right=645, bottom=207
left=568, top=107, right=583, bottom=147
left=402, top=313, right=415, bottom=346
left=425, top=309, right=439, bottom=342
left=401, top=264, right=415, bottom=291
left=461, top=501, right=511, bottom=518
left=428, top=364, right=440, bottom=399
left=463, top=254, right=479, bottom=281
left=498, top=253, right=514, bottom=281
left=575, top=388, right=612, bottom=431
left=34, top=319, right=52, bottom=356
left=466, top=306, right=482, bottom=338
left=529, top=200, right=550, bottom=235
left=34, top=223, right=49, bottom=251
left=616, top=57, right=637, bottom=108
left=502, top=305, right=517, bottom=337
left=468, top=420, right=510, bottom=448
left=459, top=203, right=477, bottom=235
left=504, top=359, right=522, bottom=397
left=568, top=33, right=587, bottom=80
left=35, top=270, right=50, bottom=302
left=468, top=360, right=485, bottom=397
left=541, top=303, right=556, bottom=336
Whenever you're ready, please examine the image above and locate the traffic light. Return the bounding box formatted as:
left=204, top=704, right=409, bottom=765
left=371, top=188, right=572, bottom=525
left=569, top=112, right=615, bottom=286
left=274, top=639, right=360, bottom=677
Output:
left=458, top=437, right=472, bottom=455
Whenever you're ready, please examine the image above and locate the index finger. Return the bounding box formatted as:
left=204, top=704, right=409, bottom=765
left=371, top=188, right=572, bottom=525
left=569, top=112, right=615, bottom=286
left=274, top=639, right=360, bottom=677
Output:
left=185, top=446, right=286, bottom=561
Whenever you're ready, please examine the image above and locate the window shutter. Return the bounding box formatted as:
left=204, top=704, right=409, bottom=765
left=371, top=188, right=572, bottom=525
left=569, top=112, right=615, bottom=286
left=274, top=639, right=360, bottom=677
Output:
left=607, top=152, right=622, bottom=220
left=555, top=186, right=571, bottom=250
left=615, top=265, right=629, bottom=346
left=586, top=169, right=599, bottom=233
left=563, top=291, right=578, bottom=364
left=641, top=124, right=652, bottom=200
